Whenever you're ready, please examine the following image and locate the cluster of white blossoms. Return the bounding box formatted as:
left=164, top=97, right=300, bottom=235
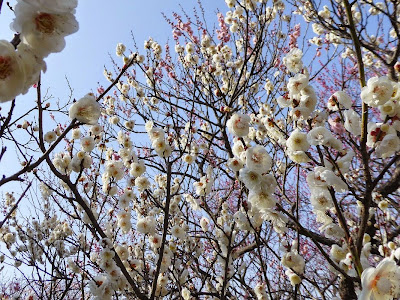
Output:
left=281, top=241, right=305, bottom=286
left=146, top=120, right=173, bottom=158
left=1, top=214, right=76, bottom=270
left=51, top=123, right=103, bottom=175
left=88, top=239, right=128, bottom=300
left=225, top=116, right=288, bottom=233
left=306, top=167, right=348, bottom=233
left=0, top=0, right=78, bottom=103
left=283, top=48, right=303, bottom=73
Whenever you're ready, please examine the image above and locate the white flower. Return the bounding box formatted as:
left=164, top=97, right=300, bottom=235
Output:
left=232, top=140, right=246, bottom=157
left=277, top=95, right=292, bottom=108
left=361, top=76, right=394, bottom=107
left=11, top=0, right=79, bottom=57
left=283, top=48, right=303, bottom=73
left=200, top=217, right=209, bottom=232
left=152, top=137, right=166, bottom=153
left=71, top=151, right=92, bottom=172
left=245, top=145, right=272, bottom=174
left=239, top=167, right=262, bottom=191
left=320, top=223, right=345, bottom=239
left=44, top=131, right=57, bottom=143
left=69, top=93, right=101, bottom=125
left=52, top=152, right=72, bottom=174
left=193, top=176, right=212, bottom=196
left=155, top=144, right=172, bottom=158
left=130, top=161, right=146, bottom=177
left=263, top=208, right=288, bottom=234
left=90, top=124, right=103, bottom=136
left=227, top=156, right=244, bottom=172
left=307, top=126, right=334, bottom=146
left=379, top=100, right=398, bottom=118
left=327, top=91, right=352, bottom=111
left=343, top=109, right=361, bottom=136
left=183, top=154, right=195, bottom=164
left=287, top=150, right=311, bottom=164
left=330, top=244, right=347, bottom=262
left=71, top=128, right=81, bottom=139
left=310, top=187, right=333, bottom=211
left=136, top=216, right=156, bottom=234
left=116, top=43, right=126, bottom=56
left=148, top=127, right=165, bottom=142
left=299, top=93, right=317, bottom=114
left=81, top=136, right=95, bottom=152
left=135, top=176, right=150, bottom=191
left=281, top=250, right=305, bottom=274
left=227, top=113, right=251, bottom=137
left=181, top=287, right=191, bottom=300
left=287, top=129, right=310, bottom=152
left=124, top=120, right=135, bottom=130
left=0, top=41, right=26, bottom=102
left=17, top=43, right=46, bottom=93
left=248, top=190, right=276, bottom=210
left=359, top=258, right=400, bottom=300
left=105, top=160, right=124, bottom=181
left=375, top=134, right=400, bottom=159
left=287, top=73, right=309, bottom=100
left=286, top=269, right=302, bottom=286
left=367, top=123, right=396, bottom=148
left=171, top=225, right=186, bottom=240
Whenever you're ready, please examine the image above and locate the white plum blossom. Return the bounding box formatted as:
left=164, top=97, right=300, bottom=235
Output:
left=81, top=136, right=95, bottom=152
left=245, top=145, right=272, bottom=174
left=287, top=129, right=310, bottom=152
left=375, top=134, right=400, bottom=159
left=320, top=223, right=345, bottom=239
left=361, top=76, right=394, bottom=107
left=200, top=217, right=210, bottom=232
left=52, top=152, right=72, bottom=175
left=193, top=175, right=213, bottom=196
left=287, top=150, right=311, bottom=164
left=0, top=40, right=26, bottom=102
left=343, top=109, right=361, bottom=136
left=239, top=167, right=262, bottom=191
left=310, top=187, right=333, bottom=211
left=248, top=190, right=276, bottom=210
left=327, top=91, right=352, bottom=111
left=283, top=48, right=303, bottom=73
left=115, top=43, right=126, bottom=56
left=130, top=161, right=146, bottom=177
left=307, top=167, right=347, bottom=192
left=287, top=73, right=309, bottom=99
left=359, top=258, right=400, bottom=300
left=105, top=160, right=124, bottom=181
left=307, top=126, right=334, bottom=146
left=71, top=151, right=92, bottom=172
left=227, top=113, right=251, bottom=137
left=44, top=131, right=57, bottom=143
left=227, top=156, right=244, bottom=172
left=11, top=0, right=79, bottom=57
left=277, top=95, right=292, bottom=108
left=136, top=216, right=156, bottom=234
left=135, top=176, right=150, bottom=191
left=281, top=249, right=305, bottom=274
left=17, top=43, right=46, bottom=93
left=69, top=93, right=101, bottom=125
